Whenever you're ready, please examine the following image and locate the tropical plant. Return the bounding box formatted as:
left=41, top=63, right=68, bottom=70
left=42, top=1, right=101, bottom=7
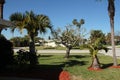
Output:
left=72, top=19, right=85, bottom=45
left=88, top=38, right=108, bottom=69
left=90, top=30, right=106, bottom=44
left=87, top=30, right=108, bottom=69
left=9, top=11, right=52, bottom=64
left=72, top=19, right=85, bottom=29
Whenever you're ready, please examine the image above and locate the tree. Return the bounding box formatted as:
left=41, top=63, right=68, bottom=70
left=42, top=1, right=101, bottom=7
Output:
left=10, top=36, right=29, bottom=47
left=72, top=19, right=85, bottom=45
left=90, top=30, right=106, bottom=44
left=53, top=24, right=84, bottom=58
left=88, top=38, right=108, bottom=70
left=9, top=11, right=52, bottom=64
left=88, top=30, right=108, bottom=69
left=115, top=31, right=120, bottom=45
left=72, top=19, right=85, bottom=29
left=105, top=33, right=111, bottom=45
left=108, top=0, right=117, bottom=66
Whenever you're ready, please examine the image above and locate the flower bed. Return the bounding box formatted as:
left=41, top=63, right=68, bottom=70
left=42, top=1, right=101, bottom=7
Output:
left=59, top=71, right=71, bottom=80
left=88, top=67, right=102, bottom=71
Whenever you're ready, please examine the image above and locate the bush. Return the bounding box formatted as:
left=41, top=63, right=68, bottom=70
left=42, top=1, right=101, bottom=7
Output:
left=0, top=35, right=14, bottom=68
left=16, top=49, right=39, bottom=65
left=16, top=49, right=30, bottom=64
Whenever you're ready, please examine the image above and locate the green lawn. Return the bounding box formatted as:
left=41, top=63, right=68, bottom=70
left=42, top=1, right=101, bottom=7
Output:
left=39, top=53, right=120, bottom=80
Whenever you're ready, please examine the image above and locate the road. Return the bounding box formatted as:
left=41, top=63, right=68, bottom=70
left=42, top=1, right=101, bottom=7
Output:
left=14, top=47, right=120, bottom=57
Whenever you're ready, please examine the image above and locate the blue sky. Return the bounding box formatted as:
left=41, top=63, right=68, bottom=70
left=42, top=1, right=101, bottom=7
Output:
left=2, top=0, right=120, bottom=39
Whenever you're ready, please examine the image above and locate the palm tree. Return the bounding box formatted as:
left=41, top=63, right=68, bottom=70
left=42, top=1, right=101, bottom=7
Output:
left=72, top=19, right=85, bottom=45
left=108, top=0, right=117, bottom=66
left=10, top=11, right=52, bottom=64
left=98, top=0, right=117, bottom=66
left=88, top=38, right=108, bottom=69
left=72, top=19, right=85, bottom=29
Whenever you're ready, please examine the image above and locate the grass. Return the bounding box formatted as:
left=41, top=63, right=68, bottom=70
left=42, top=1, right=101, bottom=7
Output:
left=39, top=53, right=120, bottom=80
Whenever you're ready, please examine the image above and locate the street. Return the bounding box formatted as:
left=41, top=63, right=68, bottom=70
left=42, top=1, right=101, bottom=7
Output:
left=14, top=47, right=120, bottom=57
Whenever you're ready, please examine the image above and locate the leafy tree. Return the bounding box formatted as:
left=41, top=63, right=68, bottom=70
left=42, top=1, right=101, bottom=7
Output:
left=53, top=25, right=84, bottom=58
left=10, top=36, right=29, bottom=47
left=105, top=33, right=111, bottom=45
left=9, top=11, right=52, bottom=64
left=115, top=31, right=120, bottom=45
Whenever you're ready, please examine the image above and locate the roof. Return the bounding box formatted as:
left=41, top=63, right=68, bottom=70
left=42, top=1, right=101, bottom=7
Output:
left=0, top=18, right=15, bottom=28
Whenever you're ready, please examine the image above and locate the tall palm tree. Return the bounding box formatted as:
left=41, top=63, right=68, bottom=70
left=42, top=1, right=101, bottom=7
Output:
left=72, top=19, right=85, bottom=45
left=98, top=0, right=117, bottom=66
left=10, top=11, right=52, bottom=64
left=72, top=19, right=85, bottom=29
left=108, top=0, right=117, bottom=66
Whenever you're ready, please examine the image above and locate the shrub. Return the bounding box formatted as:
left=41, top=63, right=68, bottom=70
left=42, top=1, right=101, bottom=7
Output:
left=16, top=49, right=39, bottom=65
left=16, top=49, right=30, bottom=64
left=0, top=35, right=14, bottom=68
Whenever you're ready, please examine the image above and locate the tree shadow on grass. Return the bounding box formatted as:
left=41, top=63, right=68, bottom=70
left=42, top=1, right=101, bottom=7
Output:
left=70, top=55, right=90, bottom=59
left=101, top=63, right=113, bottom=69
left=63, top=60, right=88, bottom=67
left=40, top=55, right=53, bottom=57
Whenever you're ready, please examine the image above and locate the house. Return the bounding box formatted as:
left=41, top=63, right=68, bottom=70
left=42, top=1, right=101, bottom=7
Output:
left=37, top=39, right=65, bottom=47
left=44, top=40, right=57, bottom=47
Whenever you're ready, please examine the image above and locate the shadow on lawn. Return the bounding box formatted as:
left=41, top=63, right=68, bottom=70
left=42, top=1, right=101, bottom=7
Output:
left=0, top=65, right=63, bottom=80
left=101, top=63, right=113, bottom=69
left=0, top=55, right=88, bottom=80
left=61, top=60, right=88, bottom=67
left=70, top=55, right=90, bottom=59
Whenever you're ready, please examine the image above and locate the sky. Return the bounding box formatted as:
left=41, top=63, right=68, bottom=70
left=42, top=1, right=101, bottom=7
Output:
left=2, top=0, right=120, bottom=40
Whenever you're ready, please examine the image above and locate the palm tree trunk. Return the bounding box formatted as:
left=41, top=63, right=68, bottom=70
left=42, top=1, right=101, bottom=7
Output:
left=29, top=35, right=37, bottom=65
left=110, top=18, right=117, bottom=66
left=90, top=55, right=100, bottom=69
left=29, top=34, right=36, bottom=54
